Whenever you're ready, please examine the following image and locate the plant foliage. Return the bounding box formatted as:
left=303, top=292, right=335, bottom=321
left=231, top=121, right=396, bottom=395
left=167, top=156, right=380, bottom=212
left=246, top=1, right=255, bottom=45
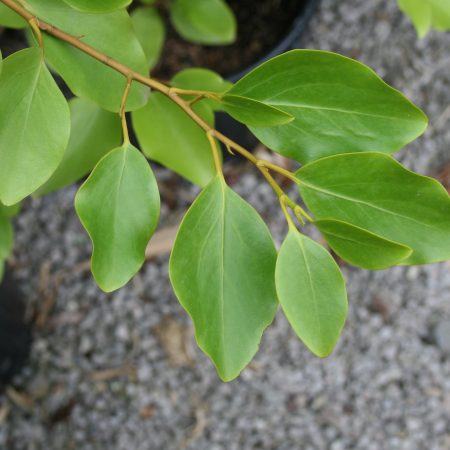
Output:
left=0, top=0, right=449, bottom=381
left=398, top=0, right=450, bottom=37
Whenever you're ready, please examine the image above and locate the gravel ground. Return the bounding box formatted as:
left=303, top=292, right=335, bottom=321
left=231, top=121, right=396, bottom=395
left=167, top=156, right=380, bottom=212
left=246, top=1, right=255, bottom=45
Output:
left=2, top=0, right=450, bottom=449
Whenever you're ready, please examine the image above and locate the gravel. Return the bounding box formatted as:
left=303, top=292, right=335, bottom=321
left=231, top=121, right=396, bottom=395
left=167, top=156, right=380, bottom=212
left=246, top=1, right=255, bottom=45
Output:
left=2, top=0, right=450, bottom=449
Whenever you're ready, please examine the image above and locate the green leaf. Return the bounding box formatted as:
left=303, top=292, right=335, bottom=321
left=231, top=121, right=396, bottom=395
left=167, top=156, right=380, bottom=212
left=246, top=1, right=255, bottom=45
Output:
left=0, top=202, right=21, bottom=219
left=0, top=48, right=70, bottom=205
left=314, top=219, right=412, bottom=270
left=170, top=176, right=278, bottom=381
left=172, top=68, right=232, bottom=111
left=220, top=94, right=294, bottom=127
left=0, top=215, right=13, bottom=260
left=297, top=152, right=450, bottom=265
left=24, top=0, right=149, bottom=112
left=398, top=0, right=450, bottom=37
left=170, top=0, right=236, bottom=45
left=132, top=92, right=217, bottom=187
left=0, top=179, right=18, bottom=283
left=172, top=68, right=232, bottom=93
left=227, top=50, right=428, bottom=164
left=62, top=0, right=132, bottom=13
left=75, top=144, right=160, bottom=292
left=275, top=229, right=348, bottom=357
left=0, top=3, right=27, bottom=28
left=131, top=7, right=165, bottom=70
left=37, top=98, right=122, bottom=196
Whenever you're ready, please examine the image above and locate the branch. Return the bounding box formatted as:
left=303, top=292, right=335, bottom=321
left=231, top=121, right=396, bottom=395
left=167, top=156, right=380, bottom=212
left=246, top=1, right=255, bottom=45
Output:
left=0, top=0, right=311, bottom=225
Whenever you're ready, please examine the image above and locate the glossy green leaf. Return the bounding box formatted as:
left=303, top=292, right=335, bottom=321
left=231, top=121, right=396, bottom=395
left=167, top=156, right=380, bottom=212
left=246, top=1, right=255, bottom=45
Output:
left=0, top=202, right=21, bottom=219
left=132, top=92, right=217, bottom=187
left=37, top=98, right=122, bottom=196
left=220, top=94, right=294, bottom=127
left=131, top=7, right=165, bottom=69
left=171, top=0, right=236, bottom=45
left=75, top=144, right=160, bottom=292
left=170, top=176, right=278, bottom=381
left=172, top=68, right=232, bottom=111
left=314, top=219, right=412, bottom=270
left=227, top=50, right=428, bottom=163
left=63, top=0, right=132, bottom=13
left=276, top=229, right=347, bottom=357
left=398, top=0, right=450, bottom=37
left=0, top=3, right=27, bottom=28
left=23, top=0, right=149, bottom=112
left=172, top=68, right=232, bottom=93
left=0, top=48, right=70, bottom=205
left=297, top=152, right=450, bottom=265
left=0, top=215, right=13, bottom=260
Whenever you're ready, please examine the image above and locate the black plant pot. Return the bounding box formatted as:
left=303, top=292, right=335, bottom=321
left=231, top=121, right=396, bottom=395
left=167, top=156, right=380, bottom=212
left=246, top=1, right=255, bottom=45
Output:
left=0, top=269, right=32, bottom=387
left=217, top=0, right=320, bottom=152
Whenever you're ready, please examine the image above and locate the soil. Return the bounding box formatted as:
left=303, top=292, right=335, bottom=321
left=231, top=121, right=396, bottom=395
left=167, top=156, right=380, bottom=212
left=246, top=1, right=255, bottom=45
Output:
left=153, top=0, right=307, bottom=79
left=0, top=0, right=307, bottom=79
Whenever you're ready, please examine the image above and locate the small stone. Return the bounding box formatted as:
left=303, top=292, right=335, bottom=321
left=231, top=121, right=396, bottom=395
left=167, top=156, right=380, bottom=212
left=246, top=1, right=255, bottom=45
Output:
left=115, top=324, right=129, bottom=342
left=79, top=336, right=93, bottom=354
left=432, top=320, right=450, bottom=354
left=28, top=373, right=49, bottom=399
left=137, top=364, right=152, bottom=382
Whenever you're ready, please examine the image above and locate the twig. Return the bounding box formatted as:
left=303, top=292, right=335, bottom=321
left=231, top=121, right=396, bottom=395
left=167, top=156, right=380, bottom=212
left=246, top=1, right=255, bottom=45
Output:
left=0, top=0, right=313, bottom=225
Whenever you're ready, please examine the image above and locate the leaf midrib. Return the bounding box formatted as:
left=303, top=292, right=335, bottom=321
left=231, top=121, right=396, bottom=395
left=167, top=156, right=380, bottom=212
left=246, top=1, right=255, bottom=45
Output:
left=108, top=147, right=128, bottom=275
left=298, top=178, right=440, bottom=233
left=266, top=101, right=420, bottom=122
left=218, top=181, right=226, bottom=368
left=322, top=229, right=404, bottom=250
left=295, top=235, right=322, bottom=342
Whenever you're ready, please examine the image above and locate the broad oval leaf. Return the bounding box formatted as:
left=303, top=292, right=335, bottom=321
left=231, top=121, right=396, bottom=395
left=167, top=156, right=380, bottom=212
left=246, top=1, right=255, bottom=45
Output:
left=226, top=50, right=428, bottom=163
left=170, top=0, right=236, bottom=45
left=172, top=68, right=232, bottom=111
left=398, top=0, right=450, bottom=37
left=132, top=92, right=217, bottom=187
left=75, top=144, right=160, bottom=292
left=276, top=229, right=348, bottom=357
left=0, top=202, right=21, bottom=219
left=170, top=176, right=278, bottom=381
left=0, top=3, right=27, bottom=28
left=24, top=0, right=149, bottom=112
left=37, top=98, right=122, bottom=196
left=314, top=219, right=412, bottom=270
left=0, top=48, right=70, bottom=205
left=63, top=0, right=132, bottom=13
left=131, top=7, right=165, bottom=70
left=220, top=94, right=294, bottom=127
left=172, top=68, right=232, bottom=93
left=297, top=152, right=450, bottom=265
